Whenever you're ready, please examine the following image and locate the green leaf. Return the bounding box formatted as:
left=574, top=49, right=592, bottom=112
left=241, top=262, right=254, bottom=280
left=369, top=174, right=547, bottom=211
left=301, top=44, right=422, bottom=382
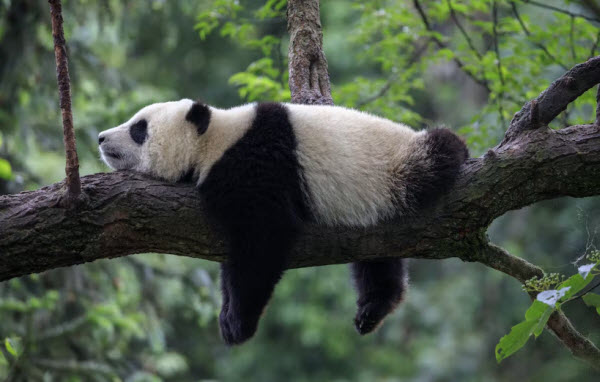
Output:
left=496, top=300, right=556, bottom=362
left=533, top=306, right=553, bottom=338
left=582, top=293, right=600, bottom=315
left=4, top=337, right=22, bottom=357
left=495, top=320, right=537, bottom=363
left=558, top=273, right=594, bottom=299
left=525, top=300, right=549, bottom=321
left=0, top=158, right=12, bottom=180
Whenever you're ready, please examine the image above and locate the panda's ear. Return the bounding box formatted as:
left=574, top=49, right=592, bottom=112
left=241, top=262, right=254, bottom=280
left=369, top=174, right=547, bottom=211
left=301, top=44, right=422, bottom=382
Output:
left=185, top=100, right=211, bottom=135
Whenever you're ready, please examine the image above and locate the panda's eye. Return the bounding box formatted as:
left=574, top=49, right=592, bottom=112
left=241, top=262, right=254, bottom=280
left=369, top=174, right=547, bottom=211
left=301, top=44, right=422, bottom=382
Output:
left=130, top=119, right=148, bottom=145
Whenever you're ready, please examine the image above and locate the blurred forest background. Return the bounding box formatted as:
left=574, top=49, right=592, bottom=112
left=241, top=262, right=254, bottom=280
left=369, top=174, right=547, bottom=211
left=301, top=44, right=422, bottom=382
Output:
left=1, top=0, right=600, bottom=381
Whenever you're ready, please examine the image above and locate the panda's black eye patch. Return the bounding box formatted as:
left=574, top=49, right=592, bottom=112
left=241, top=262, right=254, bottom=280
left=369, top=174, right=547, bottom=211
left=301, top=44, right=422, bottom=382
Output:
left=130, top=119, right=148, bottom=145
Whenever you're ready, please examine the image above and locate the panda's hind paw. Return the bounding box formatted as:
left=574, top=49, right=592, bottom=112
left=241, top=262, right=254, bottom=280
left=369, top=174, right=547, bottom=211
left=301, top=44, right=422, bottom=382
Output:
left=219, top=310, right=258, bottom=346
left=354, top=299, right=396, bottom=335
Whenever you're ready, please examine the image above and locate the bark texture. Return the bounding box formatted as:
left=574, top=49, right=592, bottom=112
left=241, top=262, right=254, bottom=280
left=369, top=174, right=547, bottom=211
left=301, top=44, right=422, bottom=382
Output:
left=287, top=0, right=333, bottom=105
left=49, top=0, right=81, bottom=204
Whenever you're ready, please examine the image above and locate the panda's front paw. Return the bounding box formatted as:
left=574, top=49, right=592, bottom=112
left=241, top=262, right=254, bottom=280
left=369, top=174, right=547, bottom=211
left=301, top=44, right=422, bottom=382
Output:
left=354, top=299, right=395, bottom=335
left=219, top=309, right=258, bottom=346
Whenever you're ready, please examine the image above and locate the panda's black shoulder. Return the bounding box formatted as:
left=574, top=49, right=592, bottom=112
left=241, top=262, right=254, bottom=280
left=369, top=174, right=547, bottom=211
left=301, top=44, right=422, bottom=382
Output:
left=198, top=101, right=310, bottom=222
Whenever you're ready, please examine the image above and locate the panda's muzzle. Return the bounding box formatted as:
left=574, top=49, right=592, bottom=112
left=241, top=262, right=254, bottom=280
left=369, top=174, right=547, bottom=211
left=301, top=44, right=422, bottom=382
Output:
left=104, top=150, right=122, bottom=160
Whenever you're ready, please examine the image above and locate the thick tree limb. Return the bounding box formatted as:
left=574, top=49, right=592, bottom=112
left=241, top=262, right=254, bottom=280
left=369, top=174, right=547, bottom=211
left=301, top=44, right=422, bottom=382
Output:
left=286, top=0, right=333, bottom=105
left=48, top=0, right=81, bottom=204
left=1, top=120, right=599, bottom=281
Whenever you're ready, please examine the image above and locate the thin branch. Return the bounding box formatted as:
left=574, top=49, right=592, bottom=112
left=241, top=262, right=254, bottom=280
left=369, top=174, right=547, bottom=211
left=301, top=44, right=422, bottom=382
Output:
left=355, top=73, right=398, bottom=109
left=412, top=0, right=490, bottom=91
left=570, top=279, right=600, bottom=302
left=492, top=1, right=506, bottom=127
left=32, top=358, right=115, bottom=377
left=48, top=0, right=81, bottom=204
left=570, top=16, right=577, bottom=64
left=509, top=2, right=568, bottom=70
left=38, top=315, right=87, bottom=341
left=446, top=0, right=482, bottom=60
left=590, top=31, right=600, bottom=59
left=502, top=55, right=600, bottom=144
left=597, top=84, right=600, bottom=125
left=475, top=243, right=600, bottom=370
left=355, top=42, right=428, bottom=108
left=523, top=0, right=600, bottom=23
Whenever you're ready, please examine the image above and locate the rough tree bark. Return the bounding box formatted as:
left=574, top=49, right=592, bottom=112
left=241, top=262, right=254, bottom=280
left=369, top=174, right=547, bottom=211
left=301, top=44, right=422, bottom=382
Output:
left=287, top=0, right=333, bottom=105
left=1, top=0, right=600, bottom=370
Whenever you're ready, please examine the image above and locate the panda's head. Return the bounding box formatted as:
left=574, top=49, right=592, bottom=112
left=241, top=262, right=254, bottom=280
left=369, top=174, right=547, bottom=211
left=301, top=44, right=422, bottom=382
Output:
left=99, top=99, right=211, bottom=181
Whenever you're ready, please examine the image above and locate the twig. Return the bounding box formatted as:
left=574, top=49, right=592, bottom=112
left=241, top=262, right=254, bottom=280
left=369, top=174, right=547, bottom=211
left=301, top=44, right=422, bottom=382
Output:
left=475, top=243, right=600, bottom=370
left=596, top=84, right=600, bottom=126
left=570, top=16, right=577, bottom=64
left=524, top=0, right=600, bottom=23
left=446, top=0, right=482, bottom=60
left=510, top=2, right=568, bottom=70
left=32, top=358, right=115, bottom=377
left=48, top=0, right=81, bottom=204
left=590, top=31, right=600, bottom=58
left=570, top=279, right=600, bottom=302
left=492, top=1, right=506, bottom=127
left=412, top=0, right=490, bottom=91
left=355, top=42, right=428, bottom=108
left=38, top=315, right=87, bottom=341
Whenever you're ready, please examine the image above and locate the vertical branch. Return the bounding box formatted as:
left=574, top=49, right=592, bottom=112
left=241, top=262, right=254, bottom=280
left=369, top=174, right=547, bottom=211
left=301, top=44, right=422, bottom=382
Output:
left=49, top=0, right=81, bottom=203
left=492, top=1, right=506, bottom=126
left=569, top=15, right=577, bottom=63
left=596, top=85, right=600, bottom=125
left=286, top=0, right=333, bottom=105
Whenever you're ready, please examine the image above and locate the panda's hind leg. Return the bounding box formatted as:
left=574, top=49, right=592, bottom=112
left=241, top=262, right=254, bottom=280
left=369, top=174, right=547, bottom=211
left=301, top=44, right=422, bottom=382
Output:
left=219, top=243, right=286, bottom=345
left=351, top=258, right=408, bottom=335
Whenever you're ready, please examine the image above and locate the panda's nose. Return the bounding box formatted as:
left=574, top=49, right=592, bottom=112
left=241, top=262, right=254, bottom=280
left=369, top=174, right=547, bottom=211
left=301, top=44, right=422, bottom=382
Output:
left=98, top=134, right=106, bottom=145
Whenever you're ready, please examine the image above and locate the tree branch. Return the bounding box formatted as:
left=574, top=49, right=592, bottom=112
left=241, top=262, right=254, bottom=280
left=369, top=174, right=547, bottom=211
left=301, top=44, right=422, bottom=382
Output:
left=48, top=0, right=81, bottom=205
left=2, top=118, right=600, bottom=281
left=523, top=0, right=600, bottom=23
left=412, top=0, right=491, bottom=91
left=286, top=0, right=333, bottom=105
left=502, top=55, right=600, bottom=144
left=474, top=243, right=600, bottom=370
left=446, top=0, right=482, bottom=60
left=509, top=2, right=568, bottom=71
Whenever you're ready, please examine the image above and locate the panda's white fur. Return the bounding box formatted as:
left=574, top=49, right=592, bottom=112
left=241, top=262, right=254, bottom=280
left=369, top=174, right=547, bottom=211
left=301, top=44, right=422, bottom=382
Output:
left=287, top=103, right=426, bottom=226
left=99, top=98, right=467, bottom=345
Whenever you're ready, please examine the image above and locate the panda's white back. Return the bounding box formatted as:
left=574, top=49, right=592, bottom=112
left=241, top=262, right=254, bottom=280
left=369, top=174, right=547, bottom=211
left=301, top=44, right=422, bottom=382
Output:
left=285, top=103, right=422, bottom=227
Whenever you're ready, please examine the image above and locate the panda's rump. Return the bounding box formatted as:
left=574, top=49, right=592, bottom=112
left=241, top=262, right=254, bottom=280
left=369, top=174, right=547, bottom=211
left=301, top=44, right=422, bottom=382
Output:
left=286, top=104, right=418, bottom=227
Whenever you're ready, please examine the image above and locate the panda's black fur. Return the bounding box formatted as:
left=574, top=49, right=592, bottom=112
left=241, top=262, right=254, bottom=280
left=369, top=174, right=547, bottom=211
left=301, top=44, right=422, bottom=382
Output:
left=100, top=100, right=469, bottom=345
left=198, top=103, right=311, bottom=344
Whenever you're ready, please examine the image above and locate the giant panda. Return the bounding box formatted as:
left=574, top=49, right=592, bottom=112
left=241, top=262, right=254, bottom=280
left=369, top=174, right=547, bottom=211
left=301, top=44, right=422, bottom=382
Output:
left=98, top=99, right=468, bottom=345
